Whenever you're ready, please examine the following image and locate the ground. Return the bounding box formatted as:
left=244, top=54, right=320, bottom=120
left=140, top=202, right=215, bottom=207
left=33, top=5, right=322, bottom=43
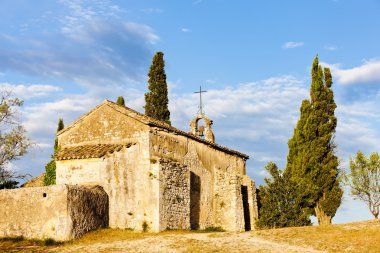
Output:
left=1, top=220, right=379, bottom=252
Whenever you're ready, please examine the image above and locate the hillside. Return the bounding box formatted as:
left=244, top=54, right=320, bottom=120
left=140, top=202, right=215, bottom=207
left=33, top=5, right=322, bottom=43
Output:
left=1, top=220, right=378, bottom=252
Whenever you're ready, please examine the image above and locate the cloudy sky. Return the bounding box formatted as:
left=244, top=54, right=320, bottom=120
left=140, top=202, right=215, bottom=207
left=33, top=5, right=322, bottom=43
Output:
left=1, top=0, right=380, bottom=224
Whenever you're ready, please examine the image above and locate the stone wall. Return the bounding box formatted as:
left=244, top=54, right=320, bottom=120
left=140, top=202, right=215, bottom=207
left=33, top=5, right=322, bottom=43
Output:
left=0, top=185, right=108, bottom=241
left=149, top=127, right=255, bottom=231
left=158, top=159, right=190, bottom=230
left=57, top=102, right=150, bottom=147
left=55, top=101, right=257, bottom=233
left=242, top=176, right=259, bottom=230
left=57, top=137, right=160, bottom=232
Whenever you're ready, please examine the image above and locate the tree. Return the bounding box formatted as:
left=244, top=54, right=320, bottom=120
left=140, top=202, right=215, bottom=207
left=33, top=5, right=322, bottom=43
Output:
left=256, top=162, right=311, bottom=229
left=0, top=179, right=19, bottom=189
left=116, top=96, right=125, bottom=106
left=44, top=118, right=64, bottom=186
left=285, top=56, right=343, bottom=225
left=0, top=89, right=32, bottom=186
left=346, top=151, right=380, bottom=219
left=144, top=52, right=171, bottom=125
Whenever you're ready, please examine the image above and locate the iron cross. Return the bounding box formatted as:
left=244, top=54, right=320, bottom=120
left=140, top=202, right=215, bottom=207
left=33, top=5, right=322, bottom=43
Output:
left=194, top=86, right=207, bottom=115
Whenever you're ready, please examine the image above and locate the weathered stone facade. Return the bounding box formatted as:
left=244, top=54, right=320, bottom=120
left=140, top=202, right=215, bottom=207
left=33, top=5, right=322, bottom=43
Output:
left=55, top=100, right=258, bottom=232
left=0, top=185, right=108, bottom=241
left=158, top=159, right=190, bottom=230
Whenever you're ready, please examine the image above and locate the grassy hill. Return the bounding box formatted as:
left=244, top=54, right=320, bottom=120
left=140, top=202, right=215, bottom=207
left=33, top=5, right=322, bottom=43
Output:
left=1, top=219, right=379, bottom=252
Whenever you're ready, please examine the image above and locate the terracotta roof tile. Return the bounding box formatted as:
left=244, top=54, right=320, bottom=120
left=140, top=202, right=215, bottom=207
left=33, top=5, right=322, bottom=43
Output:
left=55, top=143, right=133, bottom=161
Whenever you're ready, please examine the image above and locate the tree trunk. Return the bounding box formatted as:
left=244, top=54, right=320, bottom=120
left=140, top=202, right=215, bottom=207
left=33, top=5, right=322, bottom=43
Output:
left=369, top=202, right=379, bottom=219
left=315, top=202, right=332, bottom=225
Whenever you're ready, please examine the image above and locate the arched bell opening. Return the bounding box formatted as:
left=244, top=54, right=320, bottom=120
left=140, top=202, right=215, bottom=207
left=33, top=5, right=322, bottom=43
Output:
left=189, top=114, right=215, bottom=143
left=195, top=118, right=206, bottom=138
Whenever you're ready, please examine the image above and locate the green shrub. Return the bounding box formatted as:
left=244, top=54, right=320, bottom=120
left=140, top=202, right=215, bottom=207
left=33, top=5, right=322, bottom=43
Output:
left=44, top=160, right=56, bottom=186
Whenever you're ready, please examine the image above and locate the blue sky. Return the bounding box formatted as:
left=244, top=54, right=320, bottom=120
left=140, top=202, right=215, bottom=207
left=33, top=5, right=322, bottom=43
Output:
left=1, top=0, right=380, bottom=224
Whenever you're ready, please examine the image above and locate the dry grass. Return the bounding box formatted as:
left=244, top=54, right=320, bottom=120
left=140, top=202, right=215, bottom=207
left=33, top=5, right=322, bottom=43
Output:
left=1, top=220, right=379, bottom=253
left=253, top=219, right=380, bottom=253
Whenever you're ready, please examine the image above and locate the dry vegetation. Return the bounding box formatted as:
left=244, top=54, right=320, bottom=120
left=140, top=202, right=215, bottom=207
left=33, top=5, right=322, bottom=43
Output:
left=1, top=220, right=379, bottom=253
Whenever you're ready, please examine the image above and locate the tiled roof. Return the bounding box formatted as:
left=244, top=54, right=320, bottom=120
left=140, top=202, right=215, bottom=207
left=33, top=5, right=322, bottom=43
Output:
left=55, top=143, right=133, bottom=161
left=21, top=173, right=45, bottom=188
left=57, top=100, right=249, bottom=160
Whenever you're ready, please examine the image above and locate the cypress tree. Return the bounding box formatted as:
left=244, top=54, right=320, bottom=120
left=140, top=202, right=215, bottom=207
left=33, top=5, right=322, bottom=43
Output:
left=144, top=52, right=171, bottom=125
left=116, top=96, right=125, bottom=106
left=44, top=118, right=64, bottom=186
left=285, top=56, right=343, bottom=225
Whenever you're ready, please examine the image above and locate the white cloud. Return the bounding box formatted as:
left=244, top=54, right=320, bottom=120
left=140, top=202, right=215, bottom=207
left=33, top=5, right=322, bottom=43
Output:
left=324, top=45, right=337, bottom=51
left=282, top=41, right=304, bottom=49
left=181, top=28, right=191, bottom=33
left=169, top=75, right=308, bottom=174
left=324, top=59, right=380, bottom=85
left=1, top=83, right=62, bottom=99
left=0, top=0, right=159, bottom=92
left=335, top=100, right=380, bottom=164
left=205, top=79, right=217, bottom=84
left=22, top=96, right=99, bottom=135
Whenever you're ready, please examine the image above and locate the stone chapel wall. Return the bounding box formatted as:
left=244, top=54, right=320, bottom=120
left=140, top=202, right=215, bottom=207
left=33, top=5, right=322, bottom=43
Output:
left=57, top=138, right=160, bottom=231
left=158, top=159, right=190, bottom=230
left=149, top=128, right=256, bottom=231
left=0, top=185, right=108, bottom=241
left=57, top=103, right=150, bottom=147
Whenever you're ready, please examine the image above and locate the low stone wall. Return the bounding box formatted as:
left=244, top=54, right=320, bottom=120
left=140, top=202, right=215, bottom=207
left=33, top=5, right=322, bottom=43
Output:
left=0, top=185, right=108, bottom=241
left=159, top=159, right=190, bottom=231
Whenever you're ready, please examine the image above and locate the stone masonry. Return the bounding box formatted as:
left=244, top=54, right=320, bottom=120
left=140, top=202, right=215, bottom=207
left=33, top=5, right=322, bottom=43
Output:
left=55, top=100, right=258, bottom=232
left=0, top=185, right=108, bottom=241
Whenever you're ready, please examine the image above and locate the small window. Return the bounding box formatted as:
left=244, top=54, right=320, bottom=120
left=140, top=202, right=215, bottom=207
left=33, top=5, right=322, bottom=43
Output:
left=43, top=193, right=47, bottom=198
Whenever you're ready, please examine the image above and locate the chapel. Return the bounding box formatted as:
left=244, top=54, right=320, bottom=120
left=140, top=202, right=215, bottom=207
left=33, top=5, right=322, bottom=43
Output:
left=55, top=100, right=258, bottom=232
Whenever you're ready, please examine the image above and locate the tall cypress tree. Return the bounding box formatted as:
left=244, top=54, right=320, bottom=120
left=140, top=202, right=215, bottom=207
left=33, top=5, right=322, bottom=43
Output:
left=44, top=118, right=64, bottom=186
left=144, top=52, right=171, bottom=125
left=285, top=56, right=343, bottom=225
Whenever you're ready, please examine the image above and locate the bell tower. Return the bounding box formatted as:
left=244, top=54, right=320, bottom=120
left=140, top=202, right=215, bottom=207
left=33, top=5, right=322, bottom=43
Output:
left=189, top=86, right=215, bottom=143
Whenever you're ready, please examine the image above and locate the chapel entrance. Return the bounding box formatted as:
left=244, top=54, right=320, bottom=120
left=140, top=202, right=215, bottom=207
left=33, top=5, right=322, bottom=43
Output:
left=190, top=172, right=201, bottom=230
left=241, top=185, right=251, bottom=231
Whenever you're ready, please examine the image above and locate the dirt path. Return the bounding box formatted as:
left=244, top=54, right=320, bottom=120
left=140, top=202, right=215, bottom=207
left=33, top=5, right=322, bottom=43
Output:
left=49, top=232, right=325, bottom=253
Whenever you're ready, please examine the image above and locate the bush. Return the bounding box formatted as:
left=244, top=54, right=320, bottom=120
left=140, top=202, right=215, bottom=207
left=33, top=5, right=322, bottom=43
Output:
left=44, top=160, right=56, bottom=186
left=256, top=162, right=311, bottom=229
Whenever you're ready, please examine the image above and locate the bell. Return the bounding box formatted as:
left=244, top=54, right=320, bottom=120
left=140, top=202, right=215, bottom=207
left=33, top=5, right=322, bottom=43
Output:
left=198, top=125, right=205, bottom=137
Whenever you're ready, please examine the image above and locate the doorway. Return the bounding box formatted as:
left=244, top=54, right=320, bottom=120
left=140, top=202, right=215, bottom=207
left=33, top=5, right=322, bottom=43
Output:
left=190, top=172, right=201, bottom=230
left=241, top=185, right=251, bottom=231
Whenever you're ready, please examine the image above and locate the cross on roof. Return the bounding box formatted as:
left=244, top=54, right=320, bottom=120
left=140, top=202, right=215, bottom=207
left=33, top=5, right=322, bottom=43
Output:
left=194, top=86, right=207, bottom=115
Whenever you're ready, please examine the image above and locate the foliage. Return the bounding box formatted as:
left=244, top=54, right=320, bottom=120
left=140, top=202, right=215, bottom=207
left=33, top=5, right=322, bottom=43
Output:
left=0, top=89, right=32, bottom=185
left=116, top=96, right=125, bottom=106
left=256, top=162, right=311, bottom=229
left=54, top=118, right=64, bottom=154
left=0, top=179, right=19, bottom=189
left=345, top=151, right=380, bottom=219
left=44, top=118, right=64, bottom=186
left=43, top=160, right=56, bottom=186
left=144, top=52, right=171, bottom=125
left=285, top=56, right=343, bottom=225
